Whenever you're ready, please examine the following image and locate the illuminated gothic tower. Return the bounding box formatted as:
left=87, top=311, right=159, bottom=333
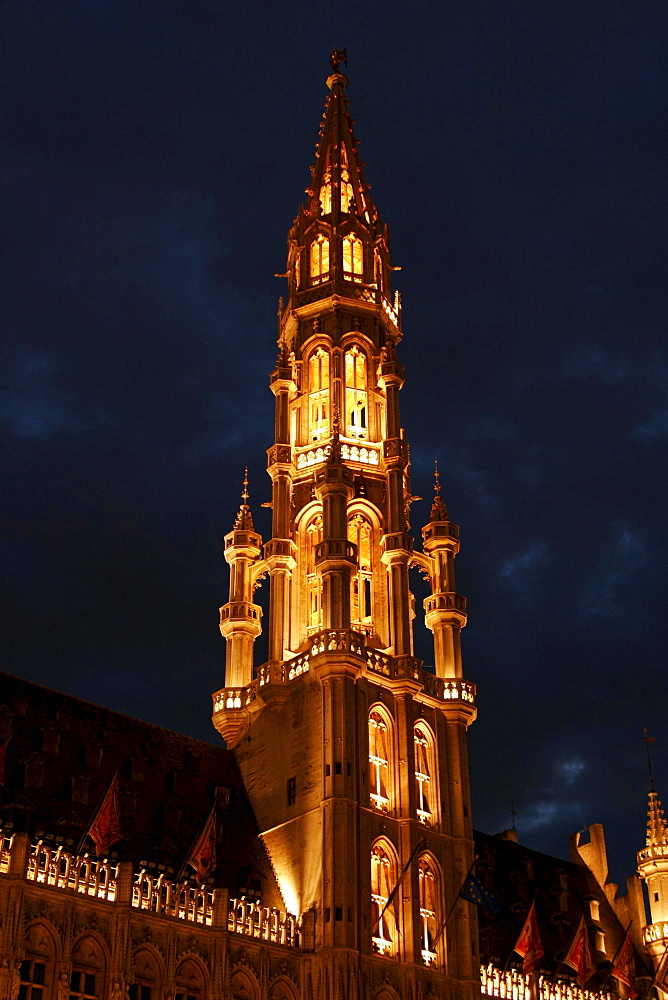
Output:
left=213, top=58, right=479, bottom=998
left=638, top=782, right=668, bottom=978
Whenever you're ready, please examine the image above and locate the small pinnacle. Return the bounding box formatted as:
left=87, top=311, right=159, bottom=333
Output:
left=430, top=460, right=449, bottom=522
left=233, top=467, right=254, bottom=531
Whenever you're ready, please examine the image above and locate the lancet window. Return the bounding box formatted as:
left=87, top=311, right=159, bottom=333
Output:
left=349, top=514, right=372, bottom=627
left=370, top=841, right=397, bottom=956
left=319, top=166, right=332, bottom=215
left=418, top=856, right=440, bottom=966
left=344, top=347, right=368, bottom=438
left=306, top=516, right=323, bottom=630
left=308, top=349, right=330, bottom=441
left=310, top=235, right=330, bottom=284
left=368, top=708, right=393, bottom=813
left=342, top=235, right=364, bottom=283
left=414, top=723, right=436, bottom=826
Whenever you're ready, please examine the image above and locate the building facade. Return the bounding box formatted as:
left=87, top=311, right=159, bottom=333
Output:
left=0, top=59, right=659, bottom=1000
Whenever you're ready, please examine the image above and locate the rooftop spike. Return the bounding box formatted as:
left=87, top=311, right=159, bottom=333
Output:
left=430, top=460, right=449, bottom=522
left=234, top=467, right=255, bottom=531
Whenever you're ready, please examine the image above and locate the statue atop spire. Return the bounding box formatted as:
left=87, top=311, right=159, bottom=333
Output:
left=234, top=467, right=255, bottom=531
left=430, top=460, right=449, bottom=522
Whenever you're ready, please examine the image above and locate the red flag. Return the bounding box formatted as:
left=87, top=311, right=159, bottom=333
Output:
left=513, top=901, right=545, bottom=973
left=612, top=929, right=637, bottom=999
left=186, top=809, right=217, bottom=886
left=563, top=916, right=596, bottom=985
left=87, top=773, right=122, bottom=856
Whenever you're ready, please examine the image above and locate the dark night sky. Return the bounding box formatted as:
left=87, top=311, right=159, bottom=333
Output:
left=2, top=1, right=667, bottom=887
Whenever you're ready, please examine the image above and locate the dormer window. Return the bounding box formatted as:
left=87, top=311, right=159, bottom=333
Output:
left=310, top=235, right=330, bottom=284
left=342, top=235, right=363, bottom=282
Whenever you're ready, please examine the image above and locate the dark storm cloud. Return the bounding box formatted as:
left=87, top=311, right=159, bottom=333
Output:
left=2, top=0, right=667, bottom=886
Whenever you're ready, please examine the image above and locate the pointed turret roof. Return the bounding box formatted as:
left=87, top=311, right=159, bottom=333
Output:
left=646, top=786, right=668, bottom=848
left=303, top=55, right=377, bottom=227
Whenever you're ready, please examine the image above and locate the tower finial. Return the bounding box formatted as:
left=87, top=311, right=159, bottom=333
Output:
left=430, top=459, right=449, bottom=522
left=234, top=467, right=254, bottom=530
left=330, top=48, right=347, bottom=72
left=644, top=728, right=656, bottom=791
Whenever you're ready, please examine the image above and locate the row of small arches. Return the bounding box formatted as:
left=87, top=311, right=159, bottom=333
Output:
left=16, top=923, right=210, bottom=1000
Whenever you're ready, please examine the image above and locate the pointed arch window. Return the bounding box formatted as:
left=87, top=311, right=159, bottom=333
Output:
left=418, top=856, right=440, bottom=966
left=371, top=841, right=397, bottom=956
left=349, top=514, right=372, bottom=628
left=340, top=171, right=354, bottom=212
left=344, top=347, right=368, bottom=439
left=342, top=235, right=364, bottom=282
left=310, top=235, right=330, bottom=284
left=340, top=146, right=354, bottom=213
left=308, top=349, right=330, bottom=441
left=320, top=165, right=332, bottom=215
left=306, top=516, right=323, bottom=630
left=414, top=723, right=436, bottom=826
left=368, top=708, right=393, bottom=813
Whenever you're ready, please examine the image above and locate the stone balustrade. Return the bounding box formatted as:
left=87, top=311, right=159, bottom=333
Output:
left=227, top=898, right=300, bottom=947
left=26, top=842, right=117, bottom=901
left=214, top=639, right=476, bottom=713
left=481, top=965, right=613, bottom=1000
left=132, top=871, right=213, bottom=925
left=643, top=921, right=668, bottom=945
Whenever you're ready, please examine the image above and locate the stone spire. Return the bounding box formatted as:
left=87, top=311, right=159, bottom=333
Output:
left=303, top=52, right=376, bottom=228
left=646, top=787, right=668, bottom=848
left=233, top=467, right=255, bottom=531
left=430, top=460, right=449, bottom=522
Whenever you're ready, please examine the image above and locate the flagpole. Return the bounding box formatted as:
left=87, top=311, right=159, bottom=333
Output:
left=371, top=838, right=426, bottom=937
left=431, top=855, right=478, bottom=952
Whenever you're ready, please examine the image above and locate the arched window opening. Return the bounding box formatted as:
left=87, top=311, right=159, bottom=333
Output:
left=19, top=925, right=56, bottom=1000
left=418, top=858, right=439, bottom=966
left=320, top=165, right=332, bottom=215
left=371, top=842, right=397, bottom=956
left=368, top=709, right=392, bottom=813
left=130, top=950, right=160, bottom=1000
left=414, top=724, right=435, bottom=826
left=306, top=516, right=323, bottom=631
left=175, top=959, right=205, bottom=1000
left=308, top=349, right=330, bottom=441
left=310, top=235, right=330, bottom=284
left=342, top=235, right=364, bottom=283
left=230, top=970, right=259, bottom=1000
left=344, top=347, right=368, bottom=439
left=70, top=937, right=105, bottom=1000
left=349, top=515, right=372, bottom=628
left=340, top=147, right=355, bottom=213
